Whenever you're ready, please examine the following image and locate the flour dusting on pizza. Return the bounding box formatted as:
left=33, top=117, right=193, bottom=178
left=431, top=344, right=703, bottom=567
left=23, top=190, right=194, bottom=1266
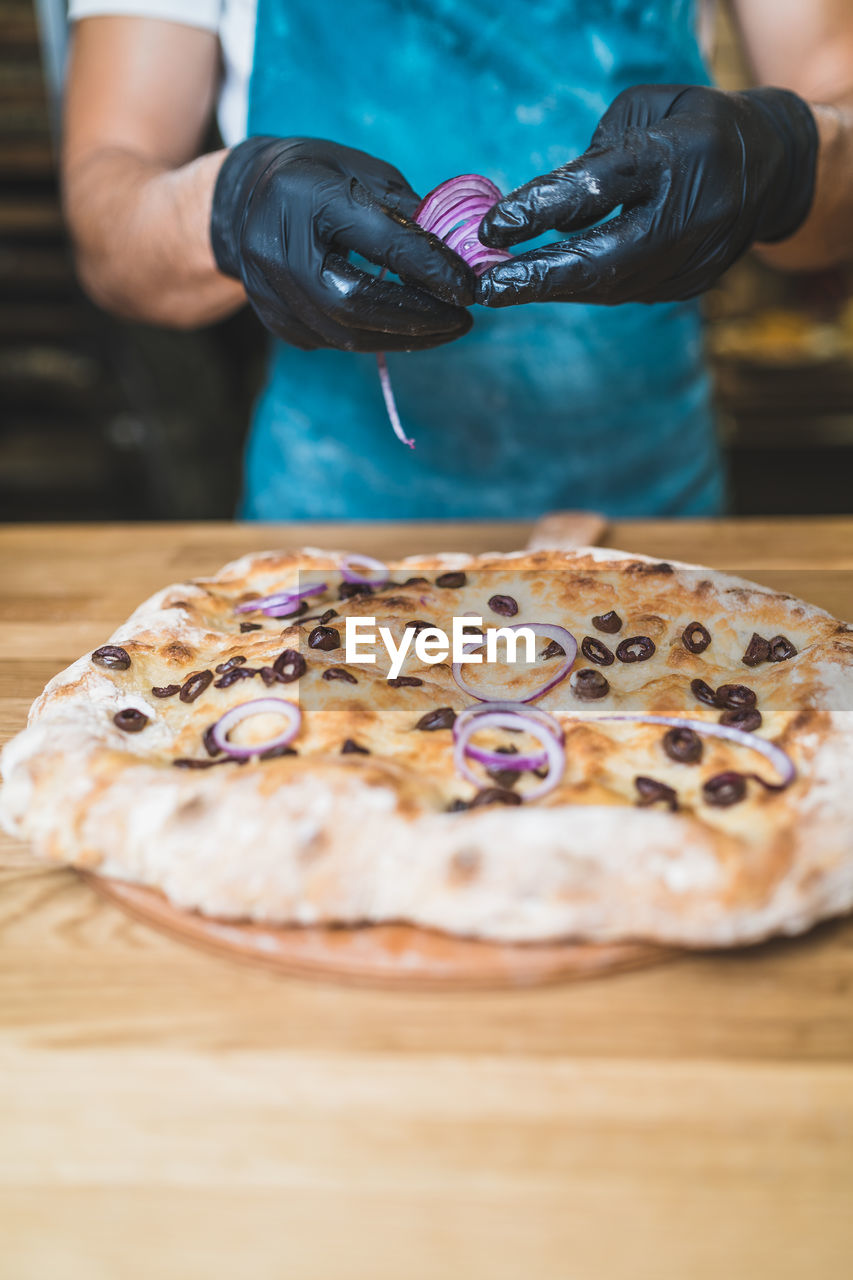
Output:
left=2, top=545, right=853, bottom=948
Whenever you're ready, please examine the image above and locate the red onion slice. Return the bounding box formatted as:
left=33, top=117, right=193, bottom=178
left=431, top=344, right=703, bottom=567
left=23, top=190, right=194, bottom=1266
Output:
left=580, top=713, right=796, bottom=790
left=235, top=583, right=327, bottom=615
left=464, top=741, right=547, bottom=771
left=452, top=623, right=577, bottom=704
left=415, top=174, right=512, bottom=277
left=415, top=174, right=506, bottom=230
left=339, top=554, right=390, bottom=587
left=427, top=195, right=499, bottom=242
left=377, top=352, right=415, bottom=450
left=210, top=697, right=302, bottom=759
left=262, top=602, right=311, bottom=619
left=416, top=175, right=500, bottom=209
left=378, top=173, right=512, bottom=449
left=454, top=699, right=565, bottom=743
left=454, top=710, right=566, bottom=802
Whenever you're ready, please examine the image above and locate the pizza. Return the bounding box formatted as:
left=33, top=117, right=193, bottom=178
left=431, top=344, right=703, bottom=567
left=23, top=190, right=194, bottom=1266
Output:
left=2, top=544, right=853, bottom=948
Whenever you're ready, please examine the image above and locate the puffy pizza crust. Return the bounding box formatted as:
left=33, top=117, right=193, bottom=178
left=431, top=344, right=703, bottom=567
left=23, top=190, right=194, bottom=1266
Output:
left=2, top=545, right=853, bottom=947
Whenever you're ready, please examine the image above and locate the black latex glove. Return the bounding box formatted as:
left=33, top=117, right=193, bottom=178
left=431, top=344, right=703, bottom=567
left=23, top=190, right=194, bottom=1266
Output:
left=211, top=136, right=476, bottom=351
left=477, top=85, right=818, bottom=307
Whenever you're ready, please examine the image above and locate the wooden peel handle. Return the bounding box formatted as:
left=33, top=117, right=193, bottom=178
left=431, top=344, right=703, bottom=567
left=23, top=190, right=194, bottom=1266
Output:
left=526, top=511, right=608, bottom=551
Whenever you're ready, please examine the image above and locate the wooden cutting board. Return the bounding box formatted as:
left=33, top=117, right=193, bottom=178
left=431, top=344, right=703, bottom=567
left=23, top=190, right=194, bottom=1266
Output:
left=82, top=874, right=668, bottom=989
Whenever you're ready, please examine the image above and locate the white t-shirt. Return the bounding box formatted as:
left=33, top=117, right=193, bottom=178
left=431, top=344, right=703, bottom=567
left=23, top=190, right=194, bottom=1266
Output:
left=67, top=0, right=257, bottom=145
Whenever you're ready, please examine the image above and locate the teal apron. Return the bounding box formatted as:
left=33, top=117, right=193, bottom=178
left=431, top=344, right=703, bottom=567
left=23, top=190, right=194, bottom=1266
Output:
left=242, top=0, right=724, bottom=520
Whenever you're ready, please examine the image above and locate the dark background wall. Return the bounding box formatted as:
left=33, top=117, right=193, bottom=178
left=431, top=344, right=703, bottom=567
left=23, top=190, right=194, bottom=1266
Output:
left=1, top=0, right=264, bottom=521
left=1, top=0, right=852, bottom=521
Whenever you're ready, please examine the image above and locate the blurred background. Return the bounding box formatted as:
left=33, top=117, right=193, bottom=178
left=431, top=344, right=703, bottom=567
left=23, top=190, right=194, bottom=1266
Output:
left=2, top=0, right=853, bottom=522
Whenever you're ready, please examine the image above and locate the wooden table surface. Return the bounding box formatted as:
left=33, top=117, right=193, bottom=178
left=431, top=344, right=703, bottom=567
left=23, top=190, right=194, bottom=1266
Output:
left=2, top=518, right=853, bottom=1280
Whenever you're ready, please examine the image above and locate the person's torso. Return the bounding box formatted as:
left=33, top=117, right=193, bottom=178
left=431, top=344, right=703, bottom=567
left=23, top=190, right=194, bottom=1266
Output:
left=236, top=0, right=724, bottom=519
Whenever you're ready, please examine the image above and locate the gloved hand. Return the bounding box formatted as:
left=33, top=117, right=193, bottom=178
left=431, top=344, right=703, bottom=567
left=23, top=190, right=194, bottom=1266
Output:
left=477, top=84, right=818, bottom=307
left=211, top=136, right=476, bottom=350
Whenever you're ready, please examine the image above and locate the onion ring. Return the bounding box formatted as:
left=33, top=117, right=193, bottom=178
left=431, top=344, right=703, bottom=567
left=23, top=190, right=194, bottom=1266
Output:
left=452, top=623, right=577, bottom=703
left=464, top=740, right=547, bottom=772
left=453, top=710, right=566, bottom=802
left=235, top=583, right=327, bottom=615
left=339, top=554, right=389, bottom=588
left=454, top=699, right=565, bottom=743
left=210, top=697, right=302, bottom=759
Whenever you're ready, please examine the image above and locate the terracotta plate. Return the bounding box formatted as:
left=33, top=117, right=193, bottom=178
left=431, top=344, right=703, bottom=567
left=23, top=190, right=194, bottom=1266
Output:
left=81, top=873, right=672, bottom=989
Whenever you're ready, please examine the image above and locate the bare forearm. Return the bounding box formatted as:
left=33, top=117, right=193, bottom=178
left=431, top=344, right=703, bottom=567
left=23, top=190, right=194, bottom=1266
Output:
left=731, top=0, right=853, bottom=271
left=757, top=98, right=853, bottom=271
left=63, top=146, right=245, bottom=328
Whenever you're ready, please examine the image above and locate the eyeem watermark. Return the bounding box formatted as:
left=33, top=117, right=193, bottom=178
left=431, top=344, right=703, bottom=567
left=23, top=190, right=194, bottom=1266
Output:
left=345, top=616, right=537, bottom=680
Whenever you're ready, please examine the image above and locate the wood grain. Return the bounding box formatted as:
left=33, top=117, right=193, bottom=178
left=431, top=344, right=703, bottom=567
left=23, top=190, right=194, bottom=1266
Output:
left=2, top=519, right=853, bottom=1279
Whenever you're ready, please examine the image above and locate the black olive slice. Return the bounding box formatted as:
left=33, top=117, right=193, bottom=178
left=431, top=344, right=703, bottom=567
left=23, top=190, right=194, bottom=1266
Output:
left=540, top=639, right=566, bottom=660
left=151, top=684, right=180, bottom=698
left=487, top=594, right=518, bottom=617
left=341, top=738, right=370, bottom=755
left=581, top=636, right=615, bottom=666
left=572, top=669, right=610, bottom=701
left=485, top=744, right=521, bottom=788
left=682, top=622, right=711, bottom=654
left=634, top=776, right=678, bottom=810
left=298, top=607, right=339, bottom=626
left=415, top=707, right=456, bottom=731
left=592, top=611, right=622, bottom=634
left=180, top=670, right=213, bottom=703
left=308, top=625, right=341, bottom=651
left=215, top=655, right=246, bottom=674
left=719, top=707, right=763, bottom=732
left=690, top=678, right=718, bottom=707
left=273, top=649, right=306, bottom=681
left=663, top=727, right=702, bottom=764
left=485, top=768, right=521, bottom=789
left=768, top=635, right=797, bottom=662
left=92, top=645, right=131, bottom=671
left=323, top=667, right=358, bottom=683
left=387, top=676, right=424, bottom=687
left=213, top=669, right=248, bottom=689
left=468, top=788, right=523, bottom=808
left=171, top=755, right=248, bottom=769
left=703, top=771, right=747, bottom=806
left=436, top=572, right=467, bottom=589
left=405, top=619, right=433, bottom=637
left=616, top=636, right=656, bottom=663
left=338, top=581, right=372, bottom=600
left=113, top=708, right=148, bottom=733
left=715, top=684, right=757, bottom=711
left=742, top=633, right=771, bottom=667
